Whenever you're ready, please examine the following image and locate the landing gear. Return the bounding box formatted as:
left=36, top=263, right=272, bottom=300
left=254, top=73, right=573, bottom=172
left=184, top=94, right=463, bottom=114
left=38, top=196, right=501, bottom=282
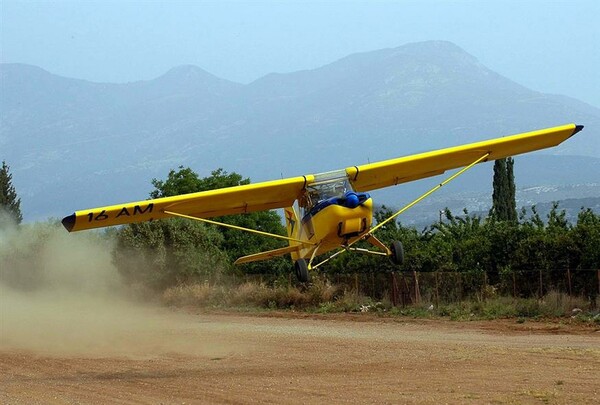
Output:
left=390, top=240, right=404, bottom=265
left=294, top=259, right=310, bottom=283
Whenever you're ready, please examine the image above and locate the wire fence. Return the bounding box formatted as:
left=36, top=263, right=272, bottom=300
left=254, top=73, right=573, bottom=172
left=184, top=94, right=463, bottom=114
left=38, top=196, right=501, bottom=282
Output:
left=233, top=269, right=600, bottom=306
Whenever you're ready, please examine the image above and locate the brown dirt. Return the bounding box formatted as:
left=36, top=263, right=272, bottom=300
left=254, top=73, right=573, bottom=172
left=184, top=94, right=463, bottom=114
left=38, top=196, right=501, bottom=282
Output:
left=1, top=312, right=599, bottom=404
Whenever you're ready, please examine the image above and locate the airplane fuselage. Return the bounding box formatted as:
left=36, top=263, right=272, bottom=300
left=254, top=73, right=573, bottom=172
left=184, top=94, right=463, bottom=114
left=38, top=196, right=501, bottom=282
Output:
left=295, top=195, right=374, bottom=260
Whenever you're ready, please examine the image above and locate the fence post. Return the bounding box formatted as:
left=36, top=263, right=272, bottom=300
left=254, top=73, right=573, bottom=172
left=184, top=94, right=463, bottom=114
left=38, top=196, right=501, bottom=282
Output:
left=371, top=272, right=376, bottom=298
left=567, top=267, right=572, bottom=297
left=538, top=269, right=543, bottom=298
left=413, top=270, right=421, bottom=305
left=512, top=269, right=517, bottom=298
left=400, top=272, right=406, bottom=306
left=391, top=272, right=399, bottom=307
left=354, top=273, right=359, bottom=293
left=434, top=271, right=440, bottom=308
left=482, top=272, right=488, bottom=301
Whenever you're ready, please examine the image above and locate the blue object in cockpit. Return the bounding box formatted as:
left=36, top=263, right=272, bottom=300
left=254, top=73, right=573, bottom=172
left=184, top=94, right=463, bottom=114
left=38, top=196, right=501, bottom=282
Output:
left=303, top=191, right=370, bottom=223
left=344, top=192, right=361, bottom=208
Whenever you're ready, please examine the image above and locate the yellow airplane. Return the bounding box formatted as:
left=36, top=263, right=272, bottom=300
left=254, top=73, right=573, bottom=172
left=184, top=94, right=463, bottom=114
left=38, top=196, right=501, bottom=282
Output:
left=62, top=123, right=583, bottom=282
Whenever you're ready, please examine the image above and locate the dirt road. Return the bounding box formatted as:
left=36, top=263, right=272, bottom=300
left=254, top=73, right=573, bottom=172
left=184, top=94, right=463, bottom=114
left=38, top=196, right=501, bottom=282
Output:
left=1, top=312, right=599, bottom=404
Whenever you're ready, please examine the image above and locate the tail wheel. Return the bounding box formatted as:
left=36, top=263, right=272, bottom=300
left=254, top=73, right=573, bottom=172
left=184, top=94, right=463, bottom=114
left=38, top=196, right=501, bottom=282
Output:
left=294, top=259, right=310, bottom=283
left=390, top=240, right=404, bottom=265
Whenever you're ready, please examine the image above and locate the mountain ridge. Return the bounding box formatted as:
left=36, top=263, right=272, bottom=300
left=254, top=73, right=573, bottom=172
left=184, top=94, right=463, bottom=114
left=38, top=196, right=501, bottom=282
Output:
left=1, top=41, right=598, bottom=221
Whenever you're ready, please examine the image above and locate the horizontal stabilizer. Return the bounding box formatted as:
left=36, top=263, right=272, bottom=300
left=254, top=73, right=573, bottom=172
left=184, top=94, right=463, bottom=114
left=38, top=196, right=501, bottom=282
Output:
left=234, top=245, right=301, bottom=265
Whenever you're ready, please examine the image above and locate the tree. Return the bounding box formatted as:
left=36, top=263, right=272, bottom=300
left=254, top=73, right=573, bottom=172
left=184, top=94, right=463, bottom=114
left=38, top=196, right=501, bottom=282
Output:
left=490, top=157, right=517, bottom=222
left=150, top=167, right=249, bottom=198
left=506, top=157, right=517, bottom=222
left=0, top=161, right=23, bottom=224
left=113, top=217, right=229, bottom=289
left=113, top=167, right=289, bottom=290
left=571, top=208, right=600, bottom=305
left=151, top=167, right=288, bottom=274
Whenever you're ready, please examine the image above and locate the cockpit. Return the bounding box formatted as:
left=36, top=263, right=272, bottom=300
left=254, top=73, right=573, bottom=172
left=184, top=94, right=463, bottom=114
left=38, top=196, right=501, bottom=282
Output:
left=300, top=170, right=370, bottom=220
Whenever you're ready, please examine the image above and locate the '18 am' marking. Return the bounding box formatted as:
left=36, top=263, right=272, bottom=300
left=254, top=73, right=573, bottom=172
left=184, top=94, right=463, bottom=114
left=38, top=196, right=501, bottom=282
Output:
left=87, top=203, right=154, bottom=222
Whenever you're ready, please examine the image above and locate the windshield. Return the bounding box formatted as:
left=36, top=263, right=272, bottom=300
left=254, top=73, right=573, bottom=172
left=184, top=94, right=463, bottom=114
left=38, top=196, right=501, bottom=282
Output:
left=300, top=169, right=354, bottom=215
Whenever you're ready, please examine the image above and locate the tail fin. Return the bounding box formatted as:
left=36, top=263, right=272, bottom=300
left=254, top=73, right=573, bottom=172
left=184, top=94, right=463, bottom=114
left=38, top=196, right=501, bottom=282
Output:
left=284, top=206, right=299, bottom=240
left=284, top=206, right=301, bottom=261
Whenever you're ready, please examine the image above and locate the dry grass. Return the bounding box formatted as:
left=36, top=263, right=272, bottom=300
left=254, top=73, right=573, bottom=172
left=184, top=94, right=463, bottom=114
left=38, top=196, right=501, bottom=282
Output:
left=161, top=278, right=343, bottom=310
left=162, top=283, right=226, bottom=307
left=541, top=290, right=591, bottom=316
left=436, top=290, right=597, bottom=320
left=162, top=281, right=599, bottom=322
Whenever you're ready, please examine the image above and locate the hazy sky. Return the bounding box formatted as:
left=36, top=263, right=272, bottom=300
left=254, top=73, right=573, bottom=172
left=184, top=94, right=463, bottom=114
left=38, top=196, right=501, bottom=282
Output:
left=2, top=1, right=599, bottom=107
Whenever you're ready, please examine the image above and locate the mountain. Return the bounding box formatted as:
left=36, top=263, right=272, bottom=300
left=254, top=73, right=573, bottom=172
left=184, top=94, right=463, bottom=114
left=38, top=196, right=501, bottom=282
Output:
left=1, top=41, right=599, bottom=221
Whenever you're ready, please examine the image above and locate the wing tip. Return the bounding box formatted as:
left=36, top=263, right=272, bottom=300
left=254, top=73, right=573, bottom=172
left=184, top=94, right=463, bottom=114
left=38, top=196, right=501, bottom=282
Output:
left=573, top=124, right=584, bottom=136
left=61, top=214, right=76, bottom=232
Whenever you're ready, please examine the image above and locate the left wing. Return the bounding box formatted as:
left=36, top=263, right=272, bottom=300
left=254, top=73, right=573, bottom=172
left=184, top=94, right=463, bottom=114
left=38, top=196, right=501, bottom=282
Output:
left=346, top=123, right=583, bottom=192
left=62, top=176, right=313, bottom=232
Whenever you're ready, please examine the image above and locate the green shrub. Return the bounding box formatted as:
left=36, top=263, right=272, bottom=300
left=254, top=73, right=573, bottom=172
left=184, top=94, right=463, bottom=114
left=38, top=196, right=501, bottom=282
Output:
left=113, top=218, right=229, bottom=290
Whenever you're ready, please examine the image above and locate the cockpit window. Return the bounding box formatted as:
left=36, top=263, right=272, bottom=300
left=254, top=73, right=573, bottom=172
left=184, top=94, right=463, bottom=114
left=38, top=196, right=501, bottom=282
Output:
left=300, top=170, right=354, bottom=216
left=306, top=179, right=351, bottom=204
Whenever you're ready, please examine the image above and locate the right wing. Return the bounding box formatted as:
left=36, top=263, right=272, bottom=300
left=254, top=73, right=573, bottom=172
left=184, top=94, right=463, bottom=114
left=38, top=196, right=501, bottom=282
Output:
left=345, top=123, right=583, bottom=192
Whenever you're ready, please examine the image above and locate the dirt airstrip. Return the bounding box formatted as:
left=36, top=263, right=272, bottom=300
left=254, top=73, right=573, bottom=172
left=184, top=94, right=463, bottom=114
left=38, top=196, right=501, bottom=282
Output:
left=1, top=311, right=599, bottom=405
left=2, top=222, right=598, bottom=403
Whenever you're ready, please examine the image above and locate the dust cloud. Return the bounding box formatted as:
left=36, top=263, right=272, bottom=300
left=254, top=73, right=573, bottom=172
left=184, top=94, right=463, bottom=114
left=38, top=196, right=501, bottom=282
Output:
left=0, top=216, right=233, bottom=358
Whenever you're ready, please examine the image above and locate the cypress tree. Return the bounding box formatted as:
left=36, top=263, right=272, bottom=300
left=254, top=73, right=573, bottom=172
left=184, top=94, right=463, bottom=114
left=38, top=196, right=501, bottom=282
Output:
left=491, top=158, right=507, bottom=220
left=505, top=157, right=517, bottom=222
left=490, top=157, right=517, bottom=222
left=0, top=161, right=23, bottom=224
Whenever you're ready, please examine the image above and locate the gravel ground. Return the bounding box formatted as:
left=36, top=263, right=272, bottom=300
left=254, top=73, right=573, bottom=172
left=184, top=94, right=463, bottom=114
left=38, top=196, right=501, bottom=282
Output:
left=1, top=311, right=599, bottom=404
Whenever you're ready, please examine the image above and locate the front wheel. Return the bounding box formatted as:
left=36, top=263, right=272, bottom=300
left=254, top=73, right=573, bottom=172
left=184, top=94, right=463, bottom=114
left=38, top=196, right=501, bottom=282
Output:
left=390, top=240, right=404, bottom=265
left=294, top=259, right=310, bottom=283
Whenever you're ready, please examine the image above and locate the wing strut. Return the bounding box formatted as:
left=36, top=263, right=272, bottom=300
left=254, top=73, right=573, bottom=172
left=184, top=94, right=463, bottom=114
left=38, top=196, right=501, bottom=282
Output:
left=310, top=152, right=491, bottom=269
left=163, top=210, right=316, bottom=246
left=370, top=152, right=491, bottom=234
